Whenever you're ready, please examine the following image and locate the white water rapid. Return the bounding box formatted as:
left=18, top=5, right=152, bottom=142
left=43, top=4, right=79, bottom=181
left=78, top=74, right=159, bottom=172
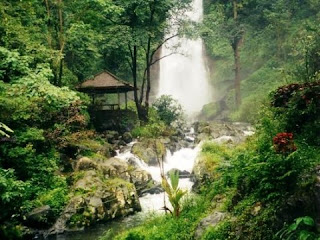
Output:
left=116, top=130, right=200, bottom=213
left=157, top=0, right=212, bottom=115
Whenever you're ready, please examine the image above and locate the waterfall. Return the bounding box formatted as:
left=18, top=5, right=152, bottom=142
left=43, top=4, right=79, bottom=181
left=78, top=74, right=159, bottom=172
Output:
left=157, top=0, right=212, bottom=115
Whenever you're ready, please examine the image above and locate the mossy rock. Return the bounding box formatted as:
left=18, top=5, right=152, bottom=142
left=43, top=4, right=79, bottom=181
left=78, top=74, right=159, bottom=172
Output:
left=64, top=133, right=113, bottom=158
left=75, top=157, right=98, bottom=171
left=131, top=139, right=166, bottom=166
left=199, top=102, right=221, bottom=121
left=51, top=172, right=141, bottom=234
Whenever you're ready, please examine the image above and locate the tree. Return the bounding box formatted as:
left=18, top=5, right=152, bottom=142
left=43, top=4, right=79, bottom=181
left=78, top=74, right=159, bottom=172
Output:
left=203, top=0, right=247, bottom=108
left=153, top=95, right=185, bottom=126
left=107, top=0, right=190, bottom=122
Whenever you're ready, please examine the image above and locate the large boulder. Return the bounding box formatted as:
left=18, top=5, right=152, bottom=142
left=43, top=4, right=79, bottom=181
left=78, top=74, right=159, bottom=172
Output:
left=122, top=132, right=133, bottom=144
left=131, top=139, right=166, bottom=166
left=194, top=211, right=227, bottom=239
left=105, top=131, right=120, bottom=144
left=140, top=184, right=164, bottom=196
left=26, top=205, right=53, bottom=229
left=47, top=156, right=155, bottom=236
left=48, top=171, right=141, bottom=235
left=75, top=157, right=98, bottom=171
left=62, top=132, right=114, bottom=160
left=194, top=122, right=254, bottom=144
left=99, top=158, right=132, bottom=180
left=99, top=157, right=154, bottom=195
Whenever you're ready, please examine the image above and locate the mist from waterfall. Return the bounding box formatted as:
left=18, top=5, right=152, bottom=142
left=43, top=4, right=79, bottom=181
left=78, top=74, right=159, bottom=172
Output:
left=157, top=0, right=212, bottom=115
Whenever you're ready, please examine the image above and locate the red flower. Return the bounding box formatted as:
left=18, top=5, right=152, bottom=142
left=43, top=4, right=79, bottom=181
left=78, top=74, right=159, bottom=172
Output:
left=273, top=132, right=297, bottom=154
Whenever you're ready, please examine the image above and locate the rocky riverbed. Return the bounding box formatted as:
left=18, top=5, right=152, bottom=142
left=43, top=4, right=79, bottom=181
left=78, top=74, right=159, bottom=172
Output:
left=30, top=121, right=254, bottom=239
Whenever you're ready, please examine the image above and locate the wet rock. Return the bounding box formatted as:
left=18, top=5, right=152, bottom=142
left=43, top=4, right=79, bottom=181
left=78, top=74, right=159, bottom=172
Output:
left=167, top=168, right=192, bottom=178
left=194, top=122, right=254, bottom=144
left=185, top=136, right=194, bottom=143
left=26, top=205, right=52, bottom=228
left=120, top=145, right=132, bottom=154
left=118, top=140, right=127, bottom=147
left=75, top=157, right=97, bottom=171
left=99, top=158, right=131, bottom=180
left=47, top=154, right=157, bottom=236
left=122, top=132, right=133, bottom=144
left=127, top=157, right=138, bottom=166
left=47, top=196, right=85, bottom=235
left=131, top=139, right=166, bottom=166
left=194, top=211, right=227, bottom=239
left=105, top=131, right=120, bottom=144
left=48, top=171, right=141, bottom=236
left=140, top=185, right=164, bottom=195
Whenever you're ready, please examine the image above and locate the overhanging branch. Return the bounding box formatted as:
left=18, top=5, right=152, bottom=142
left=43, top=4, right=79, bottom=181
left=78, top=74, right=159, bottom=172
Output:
left=150, top=52, right=177, bottom=66
left=150, top=34, right=179, bottom=59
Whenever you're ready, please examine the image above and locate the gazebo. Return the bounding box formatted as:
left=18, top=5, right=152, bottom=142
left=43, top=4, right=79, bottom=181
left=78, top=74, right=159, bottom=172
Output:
left=77, top=71, right=135, bottom=110
left=77, top=71, right=137, bottom=131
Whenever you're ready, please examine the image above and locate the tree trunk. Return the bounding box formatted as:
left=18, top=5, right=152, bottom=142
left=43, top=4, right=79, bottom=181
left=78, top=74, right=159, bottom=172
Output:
left=232, top=0, right=243, bottom=108
left=145, top=36, right=152, bottom=116
left=58, top=58, right=63, bottom=87
left=233, top=40, right=242, bottom=108
left=57, top=0, right=64, bottom=86
left=131, top=45, right=148, bottom=123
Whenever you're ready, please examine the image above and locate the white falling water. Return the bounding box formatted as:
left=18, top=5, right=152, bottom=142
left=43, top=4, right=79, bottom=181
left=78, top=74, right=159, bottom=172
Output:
left=157, top=0, right=212, bottom=115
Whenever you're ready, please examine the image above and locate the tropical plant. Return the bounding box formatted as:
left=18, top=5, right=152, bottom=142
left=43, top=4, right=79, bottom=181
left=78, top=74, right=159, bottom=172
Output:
left=161, top=171, right=187, bottom=217
left=276, top=216, right=320, bottom=240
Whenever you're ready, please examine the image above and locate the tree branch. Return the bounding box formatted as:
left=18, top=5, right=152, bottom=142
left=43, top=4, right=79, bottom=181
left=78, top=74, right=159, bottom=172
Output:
left=150, top=34, right=178, bottom=59
left=150, top=52, right=177, bottom=66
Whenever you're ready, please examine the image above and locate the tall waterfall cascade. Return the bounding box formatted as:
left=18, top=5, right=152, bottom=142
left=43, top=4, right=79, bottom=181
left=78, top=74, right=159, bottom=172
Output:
left=157, top=0, right=212, bottom=115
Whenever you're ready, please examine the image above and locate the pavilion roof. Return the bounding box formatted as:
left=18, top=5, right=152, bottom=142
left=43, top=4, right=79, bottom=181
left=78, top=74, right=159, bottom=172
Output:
left=77, top=71, right=135, bottom=94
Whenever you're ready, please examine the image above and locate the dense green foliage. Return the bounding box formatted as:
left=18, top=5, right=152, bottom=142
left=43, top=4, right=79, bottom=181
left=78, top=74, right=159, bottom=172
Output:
left=113, top=80, right=320, bottom=239
left=153, top=95, right=185, bottom=126
left=202, top=0, right=320, bottom=122
left=131, top=95, right=186, bottom=138
left=109, top=196, right=210, bottom=240
left=1, top=0, right=320, bottom=239
left=276, top=216, right=319, bottom=240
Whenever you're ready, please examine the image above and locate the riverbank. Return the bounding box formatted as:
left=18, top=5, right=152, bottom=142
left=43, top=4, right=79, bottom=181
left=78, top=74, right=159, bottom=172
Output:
left=45, top=121, right=253, bottom=240
left=113, top=83, right=320, bottom=239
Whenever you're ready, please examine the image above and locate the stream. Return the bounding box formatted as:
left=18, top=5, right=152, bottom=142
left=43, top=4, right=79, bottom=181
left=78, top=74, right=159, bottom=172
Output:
left=48, top=129, right=200, bottom=240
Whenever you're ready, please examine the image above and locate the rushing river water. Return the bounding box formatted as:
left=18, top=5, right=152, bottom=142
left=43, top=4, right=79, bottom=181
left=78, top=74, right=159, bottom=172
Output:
left=48, top=128, right=200, bottom=240
left=116, top=135, right=199, bottom=213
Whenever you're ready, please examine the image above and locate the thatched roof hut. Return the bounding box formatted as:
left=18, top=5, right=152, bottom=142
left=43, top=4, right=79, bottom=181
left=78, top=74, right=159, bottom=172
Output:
left=77, top=71, right=135, bottom=94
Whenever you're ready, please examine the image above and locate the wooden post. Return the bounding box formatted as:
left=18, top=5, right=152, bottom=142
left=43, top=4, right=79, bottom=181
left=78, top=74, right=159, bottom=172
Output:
left=125, top=92, right=128, bottom=110
left=117, top=92, right=120, bottom=110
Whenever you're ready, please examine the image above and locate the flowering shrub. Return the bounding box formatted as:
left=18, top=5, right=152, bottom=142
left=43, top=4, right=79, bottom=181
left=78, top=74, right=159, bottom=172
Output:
left=272, top=83, right=302, bottom=107
left=272, top=81, right=320, bottom=108
left=271, top=81, right=320, bottom=146
left=273, top=132, right=297, bottom=154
